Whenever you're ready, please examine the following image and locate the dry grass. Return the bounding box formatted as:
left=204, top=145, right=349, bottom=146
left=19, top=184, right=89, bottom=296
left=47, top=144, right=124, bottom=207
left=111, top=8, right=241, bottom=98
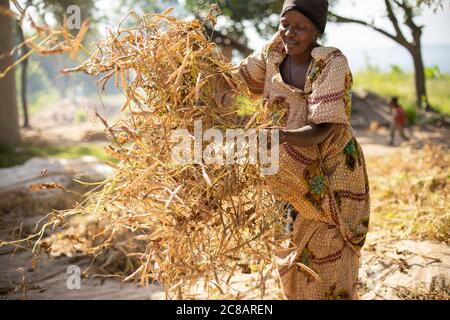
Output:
left=394, top=284, right=450, bottom=300
left=367, top=142, right=450, bottom=244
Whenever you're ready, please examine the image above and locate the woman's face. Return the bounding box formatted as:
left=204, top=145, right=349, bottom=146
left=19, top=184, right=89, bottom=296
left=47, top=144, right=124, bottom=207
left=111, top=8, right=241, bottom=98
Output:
left=279, top=10, right=321, bottom=57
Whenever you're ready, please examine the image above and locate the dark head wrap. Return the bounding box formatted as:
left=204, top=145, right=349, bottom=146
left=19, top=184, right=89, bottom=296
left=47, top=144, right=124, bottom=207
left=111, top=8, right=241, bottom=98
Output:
left=281, top=0, right=329, bottom=34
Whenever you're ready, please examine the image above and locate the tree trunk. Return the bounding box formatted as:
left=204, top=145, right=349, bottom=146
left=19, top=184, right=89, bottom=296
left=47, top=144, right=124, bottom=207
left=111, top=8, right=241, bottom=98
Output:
left=17, top=24, right=30, bottom=128
left=329, top=2, right=432, bottom=113
left=0, top=0, right=21, bottom=150
left=409, top=42, right=430, bottom=112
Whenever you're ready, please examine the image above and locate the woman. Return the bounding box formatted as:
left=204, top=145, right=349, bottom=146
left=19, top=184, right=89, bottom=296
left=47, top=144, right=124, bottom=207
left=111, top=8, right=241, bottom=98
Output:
left=219, top=0, right=370, bottom=300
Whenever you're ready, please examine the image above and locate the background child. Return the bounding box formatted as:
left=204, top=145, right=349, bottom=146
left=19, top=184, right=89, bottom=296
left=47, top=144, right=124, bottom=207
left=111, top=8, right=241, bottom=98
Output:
left=389, top=96, right=409, bottom=146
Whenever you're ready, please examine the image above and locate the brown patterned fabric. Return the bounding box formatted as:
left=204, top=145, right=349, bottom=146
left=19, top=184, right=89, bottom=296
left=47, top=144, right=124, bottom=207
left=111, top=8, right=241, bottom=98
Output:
left=233, top=32, right=370, bottom=300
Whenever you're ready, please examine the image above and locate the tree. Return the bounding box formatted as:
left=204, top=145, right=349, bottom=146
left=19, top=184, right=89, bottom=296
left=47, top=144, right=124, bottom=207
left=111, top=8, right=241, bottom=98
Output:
left=28, top=0, right=96, bottom=31
left=185, top=0, right=283, bottom=57
left=0, top=0, right=21, bottom=149
left=329, top=0, right=445, bottom=111
left=186, top=0, right=445, bottom=112
left=14, top=1, right=31, bottom=128
left=17, top=23, right=30, bottom=128
left=27, top=0, right=97, bottom=99
left=0, top=0, right=97, bottom=135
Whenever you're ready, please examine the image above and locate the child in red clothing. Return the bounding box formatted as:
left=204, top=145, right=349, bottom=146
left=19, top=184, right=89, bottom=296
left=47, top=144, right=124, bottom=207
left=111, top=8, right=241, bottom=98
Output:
left=389, top=96, right=409, bottom=146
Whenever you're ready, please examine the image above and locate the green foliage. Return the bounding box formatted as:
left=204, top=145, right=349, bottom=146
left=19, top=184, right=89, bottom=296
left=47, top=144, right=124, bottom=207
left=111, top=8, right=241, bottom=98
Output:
left=74, top=108, right=88, bottom=124
left=414, top=0, right=446, bottom=13
left=354, top=68, right=450, bottom=119
left=185, top=0, right=284, bottom=42
left=389, top=64, right=403, bottom=76
left=424, top=65, right=442, bottom=80
left=235, top=95, right=256, bottom=116
left=404, top=102, right=418, bottom=124
left=0, top=144, right=110, bottom=168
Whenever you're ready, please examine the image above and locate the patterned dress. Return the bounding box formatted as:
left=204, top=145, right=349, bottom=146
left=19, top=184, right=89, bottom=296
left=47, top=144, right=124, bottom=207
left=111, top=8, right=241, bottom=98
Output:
left=233, top=32, right=371, bottom=300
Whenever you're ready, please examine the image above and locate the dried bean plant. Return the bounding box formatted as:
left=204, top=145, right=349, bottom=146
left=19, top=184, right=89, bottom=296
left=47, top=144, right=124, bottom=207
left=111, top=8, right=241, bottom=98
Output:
left=1, top=6, right=288, bottom=299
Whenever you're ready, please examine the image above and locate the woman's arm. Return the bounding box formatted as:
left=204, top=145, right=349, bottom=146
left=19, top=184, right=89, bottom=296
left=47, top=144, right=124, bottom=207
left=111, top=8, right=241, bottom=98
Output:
left=279, top=123, right=334, bottom=147
left=215, top=35, right=278, bottom=113
left=280, top=51, right=352, bottom=148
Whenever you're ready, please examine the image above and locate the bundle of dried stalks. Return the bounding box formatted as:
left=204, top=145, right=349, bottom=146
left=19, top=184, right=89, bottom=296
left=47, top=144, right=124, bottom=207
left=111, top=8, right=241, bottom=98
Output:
left=2, top=7, right=288, bottom=299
